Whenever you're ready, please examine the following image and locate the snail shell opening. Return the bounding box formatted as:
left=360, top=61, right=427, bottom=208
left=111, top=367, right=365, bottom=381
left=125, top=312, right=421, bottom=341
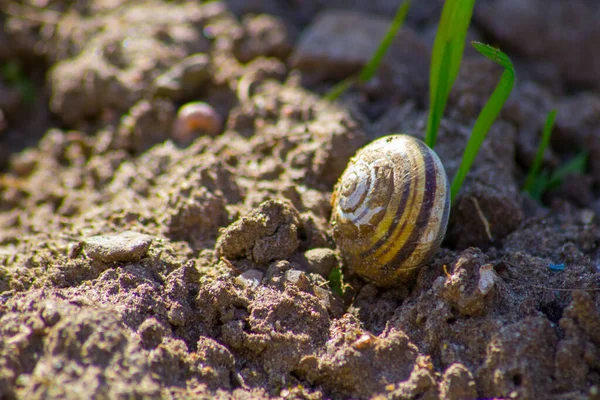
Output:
left=331, top=134, right=450, bottom=286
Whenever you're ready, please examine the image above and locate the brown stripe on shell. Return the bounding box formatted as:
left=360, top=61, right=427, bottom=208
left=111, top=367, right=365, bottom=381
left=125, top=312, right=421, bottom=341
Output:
left=379, top=139, right=439, bottom=277
left=359, top=141, right=417, bottom=259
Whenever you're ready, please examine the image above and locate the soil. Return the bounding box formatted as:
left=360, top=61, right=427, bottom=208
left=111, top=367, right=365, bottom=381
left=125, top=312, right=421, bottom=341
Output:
left=1, top=0, right=600, bottom=399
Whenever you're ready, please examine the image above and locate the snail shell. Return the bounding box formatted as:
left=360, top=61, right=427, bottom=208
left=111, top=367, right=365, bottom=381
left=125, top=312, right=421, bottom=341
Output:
left=331, top=134, right=450, bottom=286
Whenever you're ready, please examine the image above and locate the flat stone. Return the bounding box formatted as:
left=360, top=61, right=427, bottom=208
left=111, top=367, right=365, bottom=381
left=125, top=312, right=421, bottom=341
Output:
left=290, top=10, right=429, bottom=93
left=475, top=0, right=600, bottom=90
left=291, top=10, right=390, bottom=77
left=83, top=231, right=152, bottom=262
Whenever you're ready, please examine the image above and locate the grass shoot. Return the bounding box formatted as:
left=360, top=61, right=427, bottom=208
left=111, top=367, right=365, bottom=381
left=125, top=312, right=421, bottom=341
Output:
left=325, top=1, right=516, bottom=207
left=523, top=109, right=557, bottom=195
left=523, top=109, right=589, bottom=201
left=424, top=0, right=475, bottom=149
left=324, top=0, right=411, bottom=102
left=327, top=266, right=344, bottom=297
left=526, top=151, right=588, bottom=202
left=450, top=42, right=516, bottom=203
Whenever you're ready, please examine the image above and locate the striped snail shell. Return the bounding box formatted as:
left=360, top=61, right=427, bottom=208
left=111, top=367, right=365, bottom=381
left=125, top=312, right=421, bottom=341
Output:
left=330, top=134, right=450, bottom=287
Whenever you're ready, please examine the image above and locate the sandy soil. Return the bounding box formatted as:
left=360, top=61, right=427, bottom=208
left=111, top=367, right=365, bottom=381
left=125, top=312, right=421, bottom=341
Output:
left=1, top=0, right=599, bottom=399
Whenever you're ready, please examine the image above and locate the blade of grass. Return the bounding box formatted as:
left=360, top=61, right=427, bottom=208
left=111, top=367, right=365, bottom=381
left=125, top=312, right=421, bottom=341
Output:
left=425, top=0, right=476, bottom=149
left=450, top=42, right=516, bottom=203
left=523, top=109, right=557, bottom=194
left=528, top=152, right=587, bottom=201
left=327, top=267, right=344, bottom=296
left=359, top=0, right=411, bottom=83
left=428, top=42, right=452, bottom=146
left=324, top=76, right=358, bottom=102
left=527, top=170, right=549, bottom=202
left=546, top=152, right=588, bottom=188
left=324, top=0, right=411, bottom=101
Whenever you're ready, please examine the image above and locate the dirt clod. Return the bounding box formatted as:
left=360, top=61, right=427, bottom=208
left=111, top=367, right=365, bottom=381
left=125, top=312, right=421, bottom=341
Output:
left=440, top=363, right=478, bottom=400
left=153, top=53, right=211, bottom=100
left=216, top=199, right=301, bottom=265
left=437, top=248, right=495, bottom=316
left=479, top=316, right=557, bottom=399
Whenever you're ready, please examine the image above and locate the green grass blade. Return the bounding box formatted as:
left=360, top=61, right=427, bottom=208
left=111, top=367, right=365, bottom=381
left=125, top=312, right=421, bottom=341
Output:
left=359, top=0, right=411, bottom=83
left=325, top=0, right=411, bottom=101
left=425, top=0, right=476, bottom=148
left=546, top=152, right=588, bottom=188
left=523, top=109, right=557, bottom=194
left=471, top=41, right=514, bottom=71
left=450, top=42, right=516, bottom=203
left=324, top=76, right=358, bottom=102
left=528, top=151, right=587, bottom=201
left=528, top=171, right=549, bottom=201
left=327, top=267, right=344, bottom=296
left=428, top=42, right=453, bottom=148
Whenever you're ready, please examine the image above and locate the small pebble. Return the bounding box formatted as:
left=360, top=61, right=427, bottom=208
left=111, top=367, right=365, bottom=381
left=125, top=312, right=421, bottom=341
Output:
left=83, top=231, right=152, bottom=262
left=234, top=269, right=264, bottom=289
left=313, top=286, right=331, bottom=309
left=351, top=333, right=376, bottom=350
left=478, top=264, right=496, bottom=295
left=172, top=101, right=222, bottom=142
left=285, top=269, right=311, bottom=291
left=40, top=302, right=61, bottom=327
left=304, top=248, right=337, bottom=277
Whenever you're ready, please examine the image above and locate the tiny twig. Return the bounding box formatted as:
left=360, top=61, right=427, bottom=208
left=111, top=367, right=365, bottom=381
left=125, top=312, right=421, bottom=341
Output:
left=220, top=257, right=242, bottom=273
left=442, top=264, right=452, bottom=278
left=470, top=196, right=493, bottom=242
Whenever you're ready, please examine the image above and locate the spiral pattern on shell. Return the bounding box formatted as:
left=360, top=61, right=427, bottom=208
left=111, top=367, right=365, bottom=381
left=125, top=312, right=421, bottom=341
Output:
left=331, top=134, right=450, bottom=286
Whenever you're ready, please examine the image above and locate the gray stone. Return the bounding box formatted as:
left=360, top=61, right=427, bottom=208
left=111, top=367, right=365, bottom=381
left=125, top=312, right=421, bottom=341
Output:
left=234, top=269, right=264, bottom=289
left=303, top=248, right=337, bottom=278
left=290, top=10, right=429, bottom=97
left=475, top=0, right=600, bottom=90
left=291, top=10, right=390, bottom=77
left=285, top=269, right=311, bottom=292
left=83, top=231, right=152, bottom=262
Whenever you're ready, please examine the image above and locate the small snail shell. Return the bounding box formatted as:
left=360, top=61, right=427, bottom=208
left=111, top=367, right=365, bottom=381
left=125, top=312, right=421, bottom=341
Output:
left=330, top=134, right=450, bottom=286
left=172, top=101, right=222, bottom=141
